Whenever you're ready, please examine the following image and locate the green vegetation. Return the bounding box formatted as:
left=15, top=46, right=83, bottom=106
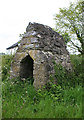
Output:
left=0, top=55, right=2, bottom=120
left=2, top=55, right=13, bottom=81
left=54, top=0, right=84, bottom=55
left=2, top=54, right=82, bottom=118
left=1, top=0, right=83, bottom=119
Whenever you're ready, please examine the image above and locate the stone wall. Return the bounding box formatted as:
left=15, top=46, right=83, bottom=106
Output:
left=10, top=22, right=72, bottom=88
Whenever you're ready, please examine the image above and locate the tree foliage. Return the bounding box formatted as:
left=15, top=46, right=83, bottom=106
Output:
left=54, top=0, right=84, bottom=55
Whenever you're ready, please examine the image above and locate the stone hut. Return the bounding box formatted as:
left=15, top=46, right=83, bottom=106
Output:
left=9, top=22, right=72, bottom=88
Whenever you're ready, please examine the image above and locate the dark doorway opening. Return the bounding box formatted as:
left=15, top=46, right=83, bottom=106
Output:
left=20, top=55, right=33, bottom=79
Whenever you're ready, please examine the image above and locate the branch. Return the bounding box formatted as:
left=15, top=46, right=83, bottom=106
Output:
left=67, top=18, right=83, bottom=45
left=70, top=41, right=82, bottom=53
left=73, top=25, right=83, bottom=44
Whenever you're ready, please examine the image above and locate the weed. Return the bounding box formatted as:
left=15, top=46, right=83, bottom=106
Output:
left=2, top=54, right=82, bottom=118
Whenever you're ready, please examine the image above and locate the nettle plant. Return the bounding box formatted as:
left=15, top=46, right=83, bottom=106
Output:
left=36, top=75, right=63, bottom=102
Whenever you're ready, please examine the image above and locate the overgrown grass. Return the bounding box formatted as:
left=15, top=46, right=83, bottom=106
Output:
left=2, top=55, right=13, bottom=81
left=2, top=54, right=83, bottom=118
left=0, top=55, right=2, bottom=120
left=2, top=78, right=82, bottom=118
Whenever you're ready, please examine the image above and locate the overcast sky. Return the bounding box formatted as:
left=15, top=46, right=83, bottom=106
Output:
left=0, top=0, right=76, bottom=53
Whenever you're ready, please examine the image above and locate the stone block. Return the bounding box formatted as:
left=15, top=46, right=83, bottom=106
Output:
left=24, top=44, right=34, bottom=49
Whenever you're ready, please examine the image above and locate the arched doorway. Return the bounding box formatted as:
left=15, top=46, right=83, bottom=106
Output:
left=20, top=55, right=33, bottom=79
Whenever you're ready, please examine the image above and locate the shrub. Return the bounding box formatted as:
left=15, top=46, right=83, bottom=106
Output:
left=53, top=55, right=83, bottom=88
left=2, top=55, right=13, bottom=81
left=70, top=54, right=82, bottom=75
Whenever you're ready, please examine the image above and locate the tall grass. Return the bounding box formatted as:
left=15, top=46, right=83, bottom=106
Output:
left=2, top=55, right=13, bottom=81
left=2, top=54, right=83, bottom=118
left=2, top=78, right=82, bottom=118
left=0, top=55, right=2, bottom=120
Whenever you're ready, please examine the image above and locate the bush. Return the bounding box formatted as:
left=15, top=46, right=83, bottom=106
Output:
left=2, top=55, right=13, bottom=81
left=70, top=54, right=82, bottom=75
left=53, top=55, right=83, bottom=88
left=70, top=54, right=83, bottom=85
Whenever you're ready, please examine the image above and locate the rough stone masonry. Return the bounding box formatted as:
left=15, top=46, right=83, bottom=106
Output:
left=10, top=22, right=72, bottom=88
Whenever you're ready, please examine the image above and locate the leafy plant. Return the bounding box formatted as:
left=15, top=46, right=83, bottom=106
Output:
left=2, top=55, right=13, bottom=81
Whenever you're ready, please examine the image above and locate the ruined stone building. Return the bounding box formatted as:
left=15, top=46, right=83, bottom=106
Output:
left=7, top=22, right=72, bottom=88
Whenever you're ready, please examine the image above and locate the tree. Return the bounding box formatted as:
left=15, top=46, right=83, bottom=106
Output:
left=54, top=0, right=84, bottom=55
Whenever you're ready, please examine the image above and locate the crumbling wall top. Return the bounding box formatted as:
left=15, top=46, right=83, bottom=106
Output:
left=20, top=22, right=68, bottom=55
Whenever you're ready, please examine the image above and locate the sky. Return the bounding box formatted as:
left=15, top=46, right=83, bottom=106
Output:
left=0, top=0, right=76, bottom=53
